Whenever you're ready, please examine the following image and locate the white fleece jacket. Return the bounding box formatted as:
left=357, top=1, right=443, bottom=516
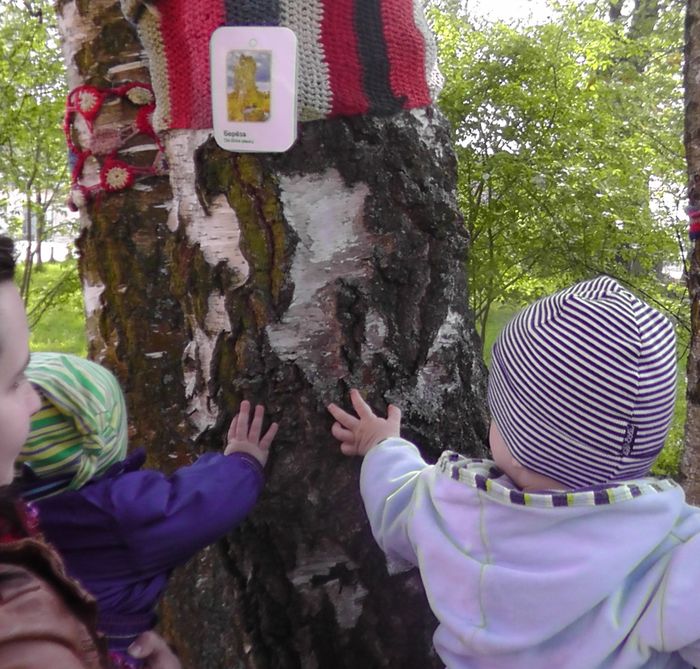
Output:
left=360, top=437, right=700, bottom=669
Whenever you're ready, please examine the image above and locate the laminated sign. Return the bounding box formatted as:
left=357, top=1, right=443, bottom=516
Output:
left=210, top=27, right=298, bottom=153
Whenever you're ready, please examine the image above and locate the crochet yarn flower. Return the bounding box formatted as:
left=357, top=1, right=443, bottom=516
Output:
left=77, top=87, right=100, bottom=114
left=101, top=159, right=135, bottom=192
left=126, top=84, right=155, bottom=106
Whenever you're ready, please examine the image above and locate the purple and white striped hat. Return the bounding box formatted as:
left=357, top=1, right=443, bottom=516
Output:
left=487, top=276, right=677, bottom=489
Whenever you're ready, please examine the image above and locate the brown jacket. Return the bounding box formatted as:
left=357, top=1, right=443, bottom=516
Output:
left=0, top=537, right=109, bottom=669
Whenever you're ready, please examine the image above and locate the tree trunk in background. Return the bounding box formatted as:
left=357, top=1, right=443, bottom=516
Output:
left=684, top=0, right=700, bottom=503
left=56, top=1, right=490, bottom=666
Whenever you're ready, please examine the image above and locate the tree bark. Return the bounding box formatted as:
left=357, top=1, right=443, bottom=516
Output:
left=56, top=0, right=490, bottom=666
left=684, top=0, right=700, bottom=503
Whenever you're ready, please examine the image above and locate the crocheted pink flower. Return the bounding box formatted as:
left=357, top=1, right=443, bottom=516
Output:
left=101, top=159, right=135, bottom=192
left=77, top=87, right=100, bottom=114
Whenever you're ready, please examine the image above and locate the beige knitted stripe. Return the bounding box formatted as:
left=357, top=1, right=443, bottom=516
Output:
left=281, top=1, right=332, bottom=121
left=412, top=0, right=442, bottom=100
left=136, top=10, right=173, bottom=132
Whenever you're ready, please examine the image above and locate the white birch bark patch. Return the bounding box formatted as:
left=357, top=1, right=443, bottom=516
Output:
left=267, top=169, right=373, bottom=382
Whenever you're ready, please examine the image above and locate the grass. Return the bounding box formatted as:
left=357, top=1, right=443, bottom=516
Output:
left=483, top=301, right=685, bottom=479
left=20, top=259, right=87, bottom=356
left=650, top=366, right=685, bottom=479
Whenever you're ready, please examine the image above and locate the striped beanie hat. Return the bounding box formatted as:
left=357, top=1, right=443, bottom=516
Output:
left=18, top=353, right=128, bottom=497
left=120, top=0, right=440, bottom=131
left=487, top=277, right=677, bottom=489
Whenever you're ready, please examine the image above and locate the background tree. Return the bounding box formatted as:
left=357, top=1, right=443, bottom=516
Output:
left=0, top=0, right=73, bottom=298
left=55, top=0, right=489, bottom=667
left=433, top=0, right=685, bottom=345
left=683, top=0, right=700, bottom=502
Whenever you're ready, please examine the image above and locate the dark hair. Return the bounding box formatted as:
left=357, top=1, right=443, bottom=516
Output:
left=0, top=236, right=15, bottom=283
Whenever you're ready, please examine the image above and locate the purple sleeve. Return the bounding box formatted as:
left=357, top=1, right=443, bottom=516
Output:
left=83, top=452, right=264, bottom=575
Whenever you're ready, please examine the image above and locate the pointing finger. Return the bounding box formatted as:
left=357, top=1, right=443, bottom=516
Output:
left=387, top=404, right=401, bottom=428
left=249, top=404, right=264, bottom=444
left=235, top=401, right=250, bottom=442
left=227, top=415, right=239, bottom=442
left=349, top=389, right=374, bottom=419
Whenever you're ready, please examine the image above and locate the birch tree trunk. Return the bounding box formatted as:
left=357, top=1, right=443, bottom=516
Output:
left=56, top=1, right=490, bottom=666
left=684, top=0, right=700, bottom=503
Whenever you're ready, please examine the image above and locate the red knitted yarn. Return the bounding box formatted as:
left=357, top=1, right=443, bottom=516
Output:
left=381, top=0, right=431, bottom=108
left=688, top=206, right=700, bottom=241
left=158, top=0, right=225, bottom=129
left=135, top=105, right=157, bottom=137
left=121, top=0, right=439, bottom=131
left=321, top=0, right=368, bottom=116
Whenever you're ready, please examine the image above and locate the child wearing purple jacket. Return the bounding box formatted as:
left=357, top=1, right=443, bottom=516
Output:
left=18, top=352, right=277, bottom=667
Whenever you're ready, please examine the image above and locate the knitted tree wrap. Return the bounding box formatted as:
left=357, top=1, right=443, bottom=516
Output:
left=121, top=0, right=440, bottom=131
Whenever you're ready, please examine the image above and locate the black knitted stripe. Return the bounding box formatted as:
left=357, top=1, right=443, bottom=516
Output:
left=353, top=0, right=403, bottom=114
left=224, top=0, right=280, bottom=26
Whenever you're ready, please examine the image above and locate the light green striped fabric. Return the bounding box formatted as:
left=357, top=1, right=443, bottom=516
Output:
left=18, top=352, right=129, bottom=493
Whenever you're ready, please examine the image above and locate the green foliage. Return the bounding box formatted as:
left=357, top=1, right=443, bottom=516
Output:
left=432, top=0, right=685, bottom=344
left=21, top=259, right=87, bottom=356
left=0, top=0, right=76, bottom=305
left=0, top=0, right=68, bottom=198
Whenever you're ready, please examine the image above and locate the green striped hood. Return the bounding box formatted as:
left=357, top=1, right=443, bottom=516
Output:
left=19, top=352, right=128, bottom=495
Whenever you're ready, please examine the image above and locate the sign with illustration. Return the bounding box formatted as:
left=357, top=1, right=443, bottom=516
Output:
left=210, top=27, right=297, bottom=152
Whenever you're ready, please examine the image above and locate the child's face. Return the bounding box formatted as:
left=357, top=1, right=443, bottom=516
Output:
left=0, top=282, right=40, bottom=484
left=489, top=419, right=567, bottom=491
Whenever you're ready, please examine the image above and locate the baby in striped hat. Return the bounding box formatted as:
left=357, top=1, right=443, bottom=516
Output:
left=327, top=277, right=700, bottom=669
left=18, top=352, right=277, bottom=667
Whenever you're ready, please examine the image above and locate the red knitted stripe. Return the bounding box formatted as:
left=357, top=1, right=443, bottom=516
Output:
left=159, top=0, right=225, bottom=128
left=380, top=0, right=430, bottom=108
left=321, top=0, right=368, bottom=116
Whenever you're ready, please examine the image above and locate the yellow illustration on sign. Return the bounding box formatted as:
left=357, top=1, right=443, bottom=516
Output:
left=227, top=53, right=271, bottom=122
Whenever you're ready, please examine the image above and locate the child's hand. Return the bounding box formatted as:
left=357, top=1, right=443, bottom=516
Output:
left=327, top=388, right=401, bottom=457
left=225, top=400, right=278, bottom=467
left=128, top=631, right=181, bottom=669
